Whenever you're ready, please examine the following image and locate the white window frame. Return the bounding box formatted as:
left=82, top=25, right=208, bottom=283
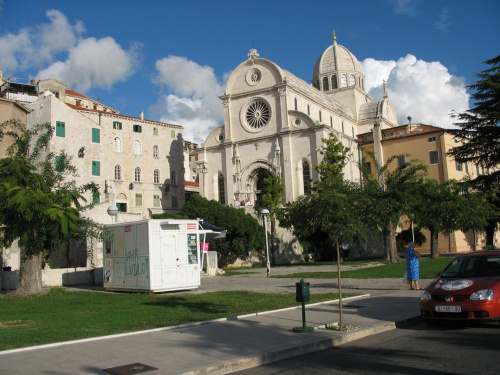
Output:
left=114, top=137, right=121, bottom=153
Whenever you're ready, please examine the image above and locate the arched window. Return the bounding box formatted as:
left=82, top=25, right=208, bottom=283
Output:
left=350, top=75, right=356, bottom=86
left=134, top=140, right=141, bottom=155
left=331, top=75, right=338, bottom=89
left=171, top=171, right=177, bottom=185
left=218, top=174, right=225, bottom=203
left=322, top=77, right=329, bottom=91
left=153, top=145, right=159, bottom=158
left=113, top=137, right=121, bottom=152
left=154, top=169, right=160, bottom=184
left=294, top=98, right=298, bottom=111
left=114, top=165, right=121, bottom=180
left=341, top=74, right=347, bottom=88
left=135, top=167, right=141, bottom=182
left=303, top=160, right=311, bottom=195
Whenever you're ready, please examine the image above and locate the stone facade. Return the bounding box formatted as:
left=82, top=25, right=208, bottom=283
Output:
left=198, top=36, right=397, bottom=208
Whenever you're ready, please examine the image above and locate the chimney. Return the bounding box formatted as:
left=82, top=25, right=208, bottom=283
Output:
left=97, top=98, right=101, bottom=103
left=140, top=110, right=144, bottom=120
left=31, top=79, right=36, bottom=85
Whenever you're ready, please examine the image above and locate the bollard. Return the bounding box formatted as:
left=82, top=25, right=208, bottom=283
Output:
left=293, top=279, right=314, bottom=333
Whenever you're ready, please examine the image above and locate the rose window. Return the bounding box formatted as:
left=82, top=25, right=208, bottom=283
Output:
left=245, top=100, right=270, bottom=129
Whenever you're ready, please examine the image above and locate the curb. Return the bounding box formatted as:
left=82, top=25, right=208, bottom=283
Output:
left=179, top=315, right=423, bottom=375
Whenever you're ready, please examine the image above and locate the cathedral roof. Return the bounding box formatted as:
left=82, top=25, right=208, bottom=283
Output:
left=282, top=69, right=354, bottom=119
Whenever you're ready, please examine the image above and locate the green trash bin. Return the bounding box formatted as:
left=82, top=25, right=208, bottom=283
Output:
left=296, top=279, right=310, bottom=303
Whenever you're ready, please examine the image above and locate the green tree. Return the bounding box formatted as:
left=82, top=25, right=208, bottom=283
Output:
left=411, top=179, right=494, bottom=257
left=260, top=175, right=285, bottom=267
left=279, top=133, right=366, bottom=330
left=360, top=151, right=428, bottom=263
left=0, top=120, right=103, bottom=296
left=448, top=55, right=500, bottom=245
left=155, top=194, right=266, bottom=267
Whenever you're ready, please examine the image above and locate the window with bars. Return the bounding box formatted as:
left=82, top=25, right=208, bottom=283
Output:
left=114, top=165, right=121, bottom=180
left=154, top=169, right=160, bottom=184
left=135, top=167, right=141, bottom=182
left=302, top=160, right=311, bottom=195
left=153, top=145, right=159, bottom=158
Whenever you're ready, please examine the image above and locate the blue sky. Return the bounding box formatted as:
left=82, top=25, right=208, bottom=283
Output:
left=1, top=0, right=499, bottom=143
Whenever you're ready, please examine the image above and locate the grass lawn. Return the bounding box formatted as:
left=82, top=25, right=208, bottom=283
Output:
left=269, top=258, right=453, bottom=279
left=0, top=288, right=343, bottom=351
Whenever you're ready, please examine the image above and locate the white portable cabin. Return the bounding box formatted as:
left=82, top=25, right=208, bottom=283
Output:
left=103, top=219, right=206, bottom=293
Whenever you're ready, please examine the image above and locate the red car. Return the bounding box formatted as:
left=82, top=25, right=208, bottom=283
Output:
left=420, top=250, right=500, bottom=323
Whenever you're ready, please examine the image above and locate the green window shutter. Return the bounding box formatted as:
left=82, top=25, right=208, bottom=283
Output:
left=92, top=128, right=100, bottom=143
left=55, top=155, right=63, bottom=172
left=56, top=121, right=65, bottom=137
left=92, top=191, right=100, bottom=204
left=92, top=160, right=100, bottom=176
left=171, top=130, right=176, bottom=138
left=153, top=127, right=158, bottom=136
left=133, top=124, right=142, bottom=133
left=113, top=121, right=122, bottom=130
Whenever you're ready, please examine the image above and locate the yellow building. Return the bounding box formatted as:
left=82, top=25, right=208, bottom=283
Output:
left=358, top=123, right=497, bottom=254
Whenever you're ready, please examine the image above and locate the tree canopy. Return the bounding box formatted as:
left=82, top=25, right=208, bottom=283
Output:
left=154, top=194, right=266, bottom=266
left=360, top=151, right=428, bottom=262
left=0, top=120, right=103, bottom=296
left=448, top=54, right=500, bottom=189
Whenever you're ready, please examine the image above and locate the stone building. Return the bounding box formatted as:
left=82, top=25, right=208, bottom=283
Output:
left=198, top=33, right=398, bottom=207
left=0, top=75, right=186, bottom=287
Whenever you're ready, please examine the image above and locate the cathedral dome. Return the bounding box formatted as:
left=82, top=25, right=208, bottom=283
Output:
left=313, top=44, right=363, bottom=77
left=311, top=32, right=365, bottom=93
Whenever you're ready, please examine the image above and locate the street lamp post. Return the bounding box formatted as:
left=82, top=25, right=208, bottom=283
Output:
left=107, top=205, right=119, bottom=224
left=261, top=208, right=271, bottom=277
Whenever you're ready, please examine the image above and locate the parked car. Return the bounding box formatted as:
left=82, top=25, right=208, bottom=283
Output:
left=420, top=250, right=500, bottom=323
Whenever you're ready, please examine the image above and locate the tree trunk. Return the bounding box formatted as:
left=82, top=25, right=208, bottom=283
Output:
left=336, top=241, right=343, bottom=331
left=270, top=215, right=276, bottom=266
left=485, top=218, right=497, bottom=247
left=12, top=252, right=44, bottom=296
left=430, top=230, right=440, bottom=259
left=383, top=221, right=400, bottom=263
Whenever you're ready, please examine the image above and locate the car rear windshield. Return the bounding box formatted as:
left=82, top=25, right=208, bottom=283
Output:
left=442, top=256, right=500, bottom=278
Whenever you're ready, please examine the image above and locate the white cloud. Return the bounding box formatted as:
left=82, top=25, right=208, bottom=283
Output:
left=152, top=56, right=226, bottom=143
left=0, top=9, right=83, bottom=72
left=37, top=37, right=141, bottom=92
left=362, top=54, right=469, bottom=128
left=0, top=9, right=139, bottom=92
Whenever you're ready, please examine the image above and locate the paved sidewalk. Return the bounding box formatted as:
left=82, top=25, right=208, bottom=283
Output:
left=0, top=265, right=426, bottom=375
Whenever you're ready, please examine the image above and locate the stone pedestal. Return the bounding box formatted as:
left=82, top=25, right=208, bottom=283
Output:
left=206, top=251, right=218, bottom=276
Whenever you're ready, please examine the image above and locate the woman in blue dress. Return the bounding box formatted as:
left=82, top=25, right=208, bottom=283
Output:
left=405, top=241, right=421, bottom=290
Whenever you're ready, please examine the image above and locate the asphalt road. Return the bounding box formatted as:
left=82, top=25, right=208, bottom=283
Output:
left=232, top=320, right=500, bottom=374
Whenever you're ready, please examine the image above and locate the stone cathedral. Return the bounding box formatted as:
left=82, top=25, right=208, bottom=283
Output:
left=198, top=32, right=398, bottom=207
